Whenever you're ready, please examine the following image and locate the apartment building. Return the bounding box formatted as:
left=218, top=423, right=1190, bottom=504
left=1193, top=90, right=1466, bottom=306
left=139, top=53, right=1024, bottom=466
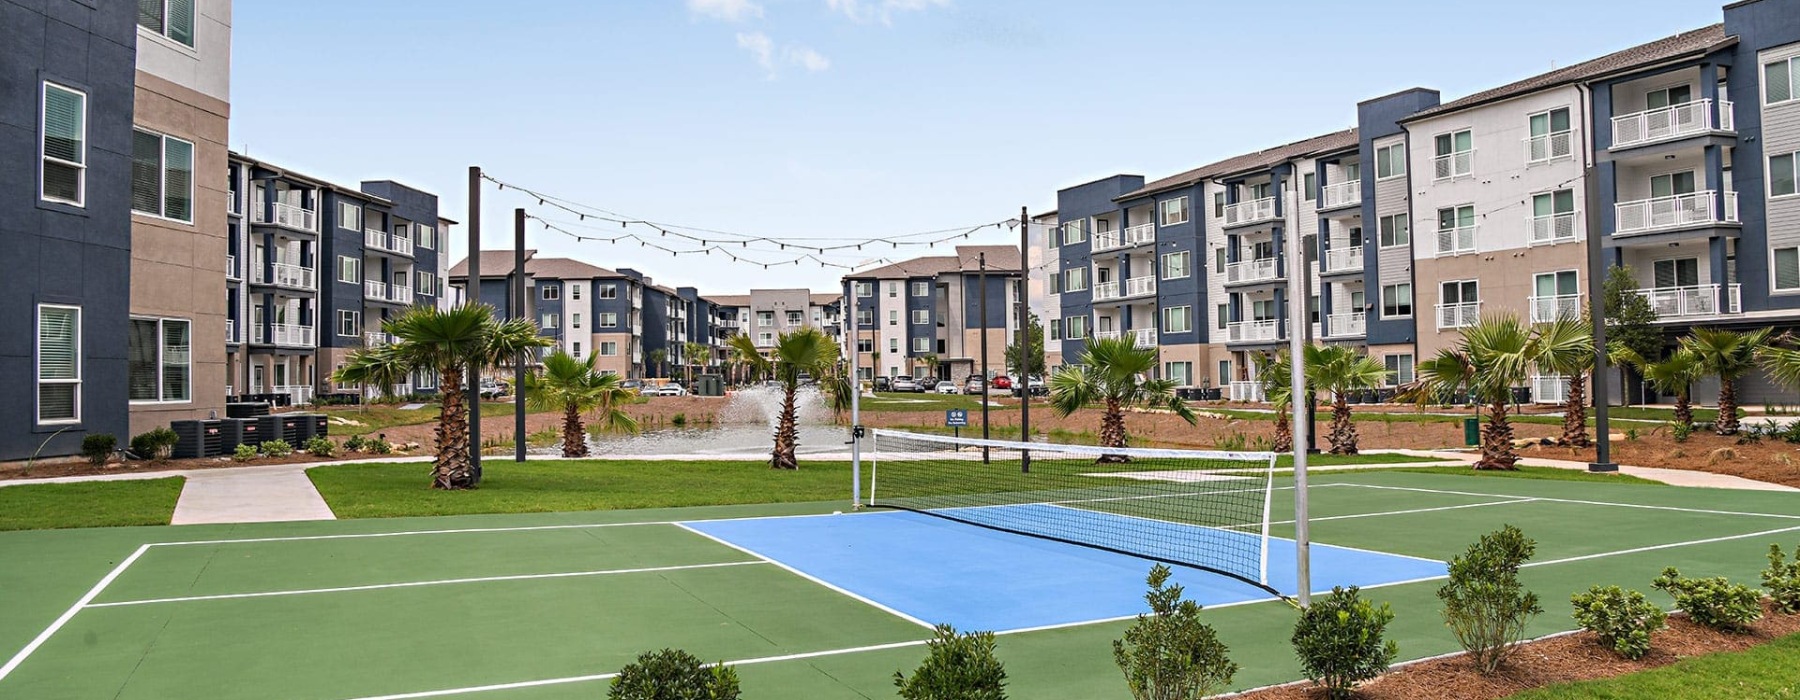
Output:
left=1026, top=211, right=1064, bottom=369
left=450, top=252, right=652, bottom=378
left=842, top=246, right=1021, bottom=381
left=706, top=289, right=843, bottom=355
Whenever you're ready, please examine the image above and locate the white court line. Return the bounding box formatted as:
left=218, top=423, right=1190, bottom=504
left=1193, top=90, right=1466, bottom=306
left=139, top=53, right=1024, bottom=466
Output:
left=1337, top=482, right=1800, bottom=521
left=1524, top=523, right=1800, bottom=568
left=85, top=561, right=768, bottom=608
left=150, top=509, right=873, bottom=548
left=1264, top=498, right=1539, bottom=527
left=1041, top=502, right=1449, bottom=566
left=0, top=544, right=149, bottom=684
left=674, top=522, right=936, bottom=629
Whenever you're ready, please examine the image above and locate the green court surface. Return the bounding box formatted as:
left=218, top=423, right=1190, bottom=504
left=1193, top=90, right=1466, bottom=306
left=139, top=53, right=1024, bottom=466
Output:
left=2, top=471, right=1797, bottom=699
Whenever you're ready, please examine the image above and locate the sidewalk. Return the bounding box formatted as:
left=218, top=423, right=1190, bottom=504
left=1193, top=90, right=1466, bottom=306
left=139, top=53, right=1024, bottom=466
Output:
left=1383, top=449, right=1800, bottom=492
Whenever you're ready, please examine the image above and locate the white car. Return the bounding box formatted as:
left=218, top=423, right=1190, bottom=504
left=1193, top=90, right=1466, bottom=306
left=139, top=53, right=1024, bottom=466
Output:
left=935, top=381, right=960, bottom=394
left=654, top=384, right=688, bottom=397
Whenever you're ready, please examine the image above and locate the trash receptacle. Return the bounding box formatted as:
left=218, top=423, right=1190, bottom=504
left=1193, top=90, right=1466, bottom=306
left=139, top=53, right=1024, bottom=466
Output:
left=1463, top=417, right=1480, bottom=446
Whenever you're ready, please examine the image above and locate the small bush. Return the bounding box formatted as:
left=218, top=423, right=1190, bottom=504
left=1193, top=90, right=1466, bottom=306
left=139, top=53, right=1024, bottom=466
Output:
left=364, top=438, right=392, bottom=455
left=608, top=648, right=739, bottom=700
left=893, top=624, right=1007, bottom=700
left=1438, top=525, right=1542, bottom=674
left=1707, top=447, right=1738, bottom=465
left=1114, top=564, right=1237, bottom=699
left=258, top=439, right=294, bottom=458
left=1652, top=567, right=1762, bottom=632
left=1623, top=427, right=1640, bottom=441
left=1215, top=432, right=1248, bottom=451
left=81, top=434, right=116, bottom=466
left=671, top=413, right=688, bottom=427
left=129, top=428, right=180, bottom=461
left=232, top=444, right=259, bottom=462
left=1776, top=453, right=1795, bottom=467
left=343, top=434, right=369, bottom=452
left=1764, top=544, right=1800, bottom=615
left=1671, top=421, right=1693, bottom=443
left=1292, top=586, right=1398, bottom=699
left=1570, top=585, right=1667, bottom=660
left=303, top=437, right=335, bottom=458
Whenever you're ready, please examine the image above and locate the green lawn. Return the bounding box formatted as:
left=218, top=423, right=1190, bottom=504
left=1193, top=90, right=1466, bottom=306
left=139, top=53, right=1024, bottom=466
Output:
left=1505, top=632, right=1800, bottom=699
left=859, top=392, right=990, bottom=411
left=321, top=401, right=543, bottom=436
left=0, top=478, right=185, bottom=531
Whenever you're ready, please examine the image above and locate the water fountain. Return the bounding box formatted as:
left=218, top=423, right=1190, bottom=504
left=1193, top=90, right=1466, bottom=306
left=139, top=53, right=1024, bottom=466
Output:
left=534, top=383, right=846, bottom=456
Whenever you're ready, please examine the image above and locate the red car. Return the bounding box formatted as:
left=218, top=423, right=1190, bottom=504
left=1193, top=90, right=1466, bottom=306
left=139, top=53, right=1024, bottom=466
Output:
left=991, top=375, right=1013, bottom=390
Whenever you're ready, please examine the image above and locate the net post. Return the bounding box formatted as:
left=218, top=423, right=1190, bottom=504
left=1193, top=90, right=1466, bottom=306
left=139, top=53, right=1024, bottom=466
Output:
left=851, top=356, right=863, bottom=510
left=1259, top=452, right=1276, bottom=588
left=868, top=430, right=879, bottom=505
left=1286, top=207, right=1312, bottom=607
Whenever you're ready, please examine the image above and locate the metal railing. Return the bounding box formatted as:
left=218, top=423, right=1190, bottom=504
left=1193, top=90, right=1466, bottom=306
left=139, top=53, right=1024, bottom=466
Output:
left=1435, top=225, right=1477, bottom=256
left=1225, top=257, right=1281, bottom=284
left=365, top=280, right=390, bottom=301
left=1326, top=311, right=1365, bottom=338
left=1129, top=328, right=1156, bottom=347
left=1223, top=197, right=1278, bottom=226
left=366, top=332, right=395, bottom=346
left=225, top=319, right=236, bottom=342
left=1433, top=150, right=1474, bottom=181
left=1635, top=284, right=1742, bottom=318
left=1124, top=275, right=1156, bottom=298
left=391, top=284, right=413, bottom=300
left=1229, top=381, right=1266, bottom=402
left=1615, top=191, right=1738, bottom=235
left=1530, top=375, right=1571, bottom=404
left=253, top=262, right=317, bottom=290
left=1611, top=99, right=1733, bottom=149
left=1529, top=294, right=1582, bottom=323
left=1320, top=180, right=1361, bottom=209
left=1227, top=320, right=1281, bottom=343
left=226, top=254, right=239, bottom=280
left=1123, top=222, right=1156, bottom=246
left=1527, top=212, right=1580, bottom=246
left=1322, top=246, right=1363, bottom=273
left=1436, top=301, right=1482, bottom=330
left=1091, top=223, right=1157, bottom=253
left=1092, top=329, right=1122, bottom=341
left=1093, top=280, right=1122, bottom=302
left=254, top=323, right=316, bottom=348
left=1090, top=229, right=1122, bottom=251
left=253, top=202, right=318, bottom=232
left=272, top=384, right=314, bottom=406
left=1524, top=130, right=1574, bottom=163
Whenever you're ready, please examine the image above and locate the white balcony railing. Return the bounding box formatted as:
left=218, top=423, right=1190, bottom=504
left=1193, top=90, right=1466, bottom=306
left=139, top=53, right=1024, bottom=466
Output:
left=1636, top=284, right=1742, bottom=318
left=1320, top=180, right=1361, bottom=209
left=254, top=323, right=316, bottom=348
left=1611, top=99, right=1733, bottom=149
left=391, top=236, right=414, bottom=256
left=1124, top=275, right=1156, bottom=298
left=253, top=202, right=318, bottom=232
left=1225, top=257, right=1281, bottom=284
left=1091, top=229, right=1122, bottom=251
left=1433, top=150, right=1474, bottom=181
left=1530, top=375, right=1571, bottom=404
left=1227, top=320, right=1280, bottom=343
left=1529, top=294, right=1583, bottom=323
left=1223, top=197, right=1278, bottom=226
left=1093, top=281, right=1121, bottom=302
left=365, top=280, right=389, bottom=300
left=1129, top=328, right=1156, bottom=347
left=1326, top=312, right=1366, bottom=338
left=253, top=262, right=317, bottom=290
left=1092, top=329, right=1122, bottom=341
left=1614, top=191, right=1738, bottom=235
left=1229, top=381, right=1266, bottom=403
left=1123, top=222, right=1156, bottom=247
left=365, top=332, right=395, bottom=346
left=1435, top=225, right=1477, bottom=256
left=273, top=385, right=314, bottom=406
left=1527, top=212, right=1580, bottom=246
left=391, top=284, right=413, bottom=301
left=226, top=254, right=239, bottom=280
left=1322, top=246, right=1363, bottom=273
left=1436, top=302, right=1482, bottom=330
left=225, top=319, right=236, bottom=342
left=1524, top=130, right=1574, bottom=164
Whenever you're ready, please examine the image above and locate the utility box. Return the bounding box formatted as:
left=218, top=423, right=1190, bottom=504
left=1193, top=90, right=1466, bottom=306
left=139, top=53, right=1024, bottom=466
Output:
left=227, top=402, right=270, bottom=419
left=697, top=374, right=725, bottom=397
left=1463, top=417, right=1481, bottom=446
left=171, top=420, right=223, bottom=458
left=220, top=418, right=262, bottom=452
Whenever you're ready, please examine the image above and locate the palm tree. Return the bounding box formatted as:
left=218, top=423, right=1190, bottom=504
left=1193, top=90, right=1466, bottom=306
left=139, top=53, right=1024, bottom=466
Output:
left=1251, top=351, right=1293, bottom=452
left=683, top=341, right=710, bottom=387
left=331, top=342, right=411, bottom=410
left=1759, top=334, right=1800, bottom=396
left=1618, top=346, right=1705, bottom=431
left=647, top=349, right=668, bottom=379
left=375, top=304, right=551, bottom=489
left=1539, top=324, right=1597, bottom=448
left=736, top=328, right=836, bottom=469
left=1406, top=314, right=1590, bottom=470
left=1305, top=345, right=1389, bottom=454
left=727, top=334, right=765, bottom=385
left=1047, top=336, right=1198, bottom=462
left=915, top=353, right=940, bottom=382
left=523, top=350, right=638, bottom=457
left=1681, top=327, right=1770, bottom=435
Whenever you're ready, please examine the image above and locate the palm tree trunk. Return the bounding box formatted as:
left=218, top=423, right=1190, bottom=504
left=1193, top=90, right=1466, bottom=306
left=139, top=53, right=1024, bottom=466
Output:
left=1098, top=398, right=1130, bottom=463
left=1477, top=400, right=1519, bottom=470
left=1717, top=379, right=1740, bottom=435
left=1272, top=410, right=1292, bottom=453
left=434, top=365, right=475, bottom=489
left=562, top=402, right=589, bottom=458
left=1674, top=391, right=1694, bottom=431
left=771, top=383, right=800, bottom=470
left=1561, top=370, right=1591, bottom=448
left=1329, top=394, right=1358, bottom=455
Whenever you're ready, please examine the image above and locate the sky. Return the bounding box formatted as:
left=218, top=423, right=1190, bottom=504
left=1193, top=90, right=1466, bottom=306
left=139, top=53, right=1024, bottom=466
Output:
left=230, top=0, right=1727, bottom=294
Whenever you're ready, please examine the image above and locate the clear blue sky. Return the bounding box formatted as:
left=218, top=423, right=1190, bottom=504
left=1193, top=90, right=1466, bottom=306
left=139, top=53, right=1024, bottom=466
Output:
left=231, top=0, right=1725, bottom=293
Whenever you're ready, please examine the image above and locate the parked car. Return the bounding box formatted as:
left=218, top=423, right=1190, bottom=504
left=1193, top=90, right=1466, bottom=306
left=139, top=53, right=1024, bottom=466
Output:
left=991, top=375, right=1013, bottom=390
left=890, top=376, right=920, bottom=392
left=873, top=376, right=891, bottom=392
left=654, top=383, right=687, bottom=397
left=964, top=374, right=986, bottom=394
left=1012, top=376, right=1048, bottom=397
left=911, top=376, right=933, bottom=393
left=935, top=380, right=960, bottom=394
left=476, top=378, right=506, bottom=399
left=618, top=379, right=644, bottom=394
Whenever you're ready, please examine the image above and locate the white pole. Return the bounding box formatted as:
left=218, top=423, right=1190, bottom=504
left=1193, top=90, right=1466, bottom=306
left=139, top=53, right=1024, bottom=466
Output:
left=850, top=331, right=862, bottom=510
left=1285, top=182, right=1312, bottom=607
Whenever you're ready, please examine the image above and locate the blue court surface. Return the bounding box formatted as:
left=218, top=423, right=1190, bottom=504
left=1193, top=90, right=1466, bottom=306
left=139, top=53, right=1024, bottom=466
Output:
left=682, top=509, right=1446, bottom=631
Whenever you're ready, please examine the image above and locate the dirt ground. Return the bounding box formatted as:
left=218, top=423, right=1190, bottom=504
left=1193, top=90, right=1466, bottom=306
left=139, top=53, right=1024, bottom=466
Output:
left=1239, top=601, right=1800, bottom=700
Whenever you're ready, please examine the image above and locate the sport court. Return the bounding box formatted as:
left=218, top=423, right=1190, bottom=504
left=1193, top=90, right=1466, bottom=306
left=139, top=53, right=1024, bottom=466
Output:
left=2, top=449, right=1798, bottom=699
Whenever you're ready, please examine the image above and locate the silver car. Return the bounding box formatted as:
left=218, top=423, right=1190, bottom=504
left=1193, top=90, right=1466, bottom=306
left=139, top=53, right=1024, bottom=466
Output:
left=890, top=376, right=920, bottom=392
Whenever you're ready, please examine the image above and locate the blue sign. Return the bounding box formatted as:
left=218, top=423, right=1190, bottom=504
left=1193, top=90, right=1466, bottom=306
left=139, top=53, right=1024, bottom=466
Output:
left=945, top=409, right=969, bottom=427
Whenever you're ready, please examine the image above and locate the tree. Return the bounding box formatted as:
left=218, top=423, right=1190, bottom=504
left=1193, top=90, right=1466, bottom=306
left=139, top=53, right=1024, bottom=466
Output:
left=893, top=625, right=1008, bottom=700
left=647, top=349, right=668, bottom=380
left=523, top=350, right=638, bottom=458
left=1048, top=336, right=1197, bottom=462
left=1759, top=334, right=1800, bottom=398
left=1113, top=564, right=1237, bottom=699
left=1406, top=314, right=1590, bottom=470
left=331, top=342, right=411, bottom=410
left=1006, top=315, right=1047, bottom=379
left=727, top=334, right=765, bottom=385
left=735, top=327, right=836, bottom=469
left=915, top=353, right=940, bottom=381
left=1680, top=327, right=1770, bottom=435
left=1617, top=346, right=1704, bottom=431
left=684, top=341, right=710, bottom=387
left=1251, top=351, right=1293, bottom=452
left=1540, top=314, right=1597, bottom=448
left=347, top=304, right=550, bottom=489
left=1602, top=265, right=1663, bottom=407
left=1304, top=345, right=1389, bottom=454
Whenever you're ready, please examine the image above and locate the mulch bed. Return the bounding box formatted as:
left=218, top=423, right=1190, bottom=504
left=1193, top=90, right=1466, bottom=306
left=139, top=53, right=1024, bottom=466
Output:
left=1235, top=602, right=1800, bottom=699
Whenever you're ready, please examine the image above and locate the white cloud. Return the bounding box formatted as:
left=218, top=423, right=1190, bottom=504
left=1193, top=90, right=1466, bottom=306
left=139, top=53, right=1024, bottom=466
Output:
left=737, top=32, right=831, bottom=78
left=784, top=46, right=831, bottom=73
left=736, top=31, right=777, bottom=75
left=687, top=0, right=763, bottom=22
left=825, top=0, right=948, bottom=24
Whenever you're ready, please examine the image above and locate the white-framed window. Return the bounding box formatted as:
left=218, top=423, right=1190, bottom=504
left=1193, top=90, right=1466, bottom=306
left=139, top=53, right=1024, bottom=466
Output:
left=1215, top=248, right=1226, bottom=273
left=856, top=338, right=874, bottom=353
left=338, top=202, right=362, bottom=231
left=138, top=0, right=196, bottom=46
left=572, top=341, right=583, bottom=358
left=38, top=305, right=81, bottom=424
left=888, top=338, right=899, bottom=353
left=416, top=224, right=435, bottom=249
left=912, top=337, right=931, bottom=353
left=911, top=281, right=930, bottom=297
left=570, top=284, right=582, bottom=300
left=1302, top=173, right=1317, bottom=201
left=1527, top=107, right=1573, bottom=162
left=758, top=311, right=775, bottom=327
left=128, top=317, right=190, bottom=403
left=541, top=285, right=560, bottom=300
left=599, top=341, right=619, bottom=356
left=1775, top=247, right=1800, bottom=292
left=911, top=309, right=929, bottom=324
left=1375, top=143, right=1405, bottom=180
left=1385, top=354, right=1414, bottom=386
left=599, top=312, right=618, bottom=327
left=337, top=310, right=360, bottom=338
left=1379, top=213, right=1410, bottom=247
left=1161, top=251, right=1190, bottom=280
left=416, top=271, right=437, bottom=295
left=571, top=313, right=582, bottom=329
left=1160, top=196, right=1190, bottom=226
left=1434, top=130, right=1474, bottom=180
left=1381, top=283, right=1413, bottom=318
left=1216, top=303, right=1229, bottom=330
left=1065, top=315, right=1088, bottom=339
left=541, top=313, right=559, bottom=329
left=1212, top=192, right=1226, bottom=218
left=599, top=283, right=618, bottom=299
left=888, top=310, right=898, bottom=326
left=1161, top=305, right=1191, bottom=333
left=1218, top=359, right=1232, bottom=387
left=338, top=256, right=360, bottom=284
left=1048, top=319, right=1063, bottom=341
left=1062, top=220, right=1087, bottom=245
left=855, top=281, right=873, bottom=297
left=1768, top=55, right=1799, bottom=106
left=787, top=310, right=804, bottom=325
left=1061, top=267, right=1088, bottom=293
left=857, top=309, right=873, bottom=326
left=1164, top=361, right=1193, bottom=387
left=40, top=82, right=87, bottom=206
left=887, top=282, right=898, bottom=298
left=1771, top=152, right=1798, bottom=198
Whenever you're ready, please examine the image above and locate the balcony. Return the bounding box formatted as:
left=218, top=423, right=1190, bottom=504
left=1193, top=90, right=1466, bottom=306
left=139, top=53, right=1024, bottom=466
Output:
left=365, top=280, right=389, bottom=300
left=273, top=385, right=314, bottom=406
left=253, top=202, right=318, bottom=232
left=1635, top=284, right=1742, bottom=319
left=1229, top=381, right=1266, bottom=402
left=1614, top=191, right=1737, bottom=235
left=1320, top=180, right=1361, bottom=210
left=1223, top=197, right=1278, bottom=227
left=1225, top=257, right=1281, bottom=285
left=1527, top=212, right=1580, bottom=246
left=1435, top=225, right=1477, bottom=257
left=1530, top=375, right=1571, bottom=404
left=364, top=230, right=414, bottom=256
left=255, top=323, right=316, bottom=348
left=1611, top=99, right=1733, bottom=150
left=1524, top=130, right=1574, bottom=164
left=1227, top=320, right=1281, bottom=343
left=1436, top=302, right=1482, bottom=330
left=1326, top=312, right=1365, bottom=339
left=252, top=262, right=317, bottom=291
left=366, top=332, right=396, bottom=346
left=1322, top=246, right=1363, bottom=274
left=1124, top=275, right=1156, bottom=299
left=226, top=318, right=236, bottom=342
left=391, top=284, right=414, bottom=301
left=1128, top=328, right=1156, bottom=347
left=1092, top=330, right=1121, bottom=341
left=1433, top=150, right=1474, bottom=181
left=1529, top=294, right=1582, bottom=323
left=226, top=253, right=240, bottom=280
left=1093, top=223, right=1157, bottom=252
left=1093, top=281, right=1121, bottom=302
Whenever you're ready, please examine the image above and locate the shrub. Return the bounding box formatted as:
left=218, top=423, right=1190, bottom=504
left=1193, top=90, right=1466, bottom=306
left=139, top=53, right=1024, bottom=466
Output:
left=1570, top=585, right=1667, bottom=660
left=1671, top=421, right=1693, bottom=443
left=1438, top=525, right=1542, bottom=674
left=1291, top=586, right=1399, bottom=699
left=1763, top=544, right=1800, bottom=615
left=671, top=413, right=688, bottom=427
left=1707, top=447, right=1738, bottom=465
left=129, top=428, right=180, bottom=461
left=343, top=434, right=369, bottom=452
left=893, top=624, right=1007, bottom=700
left=364, top=438, right=393, bottom=455
left=232, top=444, right=259, bottom=462
left=1114, top=564, right=1236, bottom=699
left=81, top=434, right=116, bottom=466
left=1623, top=427, right=1640, bottom=441
left=304, top=437, right=336, bottom=458
left=1652, top=567, right=1762, bottom=632
left=1215, top=432, right=1248, bottom=451
left=607, top=648, right=739, bottom=700
left=258, top=439, right=294, bottom=458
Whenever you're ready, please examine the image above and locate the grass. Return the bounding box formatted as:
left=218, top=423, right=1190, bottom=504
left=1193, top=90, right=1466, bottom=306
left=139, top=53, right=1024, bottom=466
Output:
left=1504, top=632, right=1800, bottom=699
left=320, top=401, right=544, bottom=436
left=1207, top=406, right=1723, bottom=428
left=0, top=478, right=185, bottom=530
left=859, top=392, right=990, bottom=412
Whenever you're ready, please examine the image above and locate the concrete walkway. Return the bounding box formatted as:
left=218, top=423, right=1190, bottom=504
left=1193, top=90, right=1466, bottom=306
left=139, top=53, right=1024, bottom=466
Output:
left=1381, top=448, right=1800, bottom=492
left=0, top=461, right=355, bottom=524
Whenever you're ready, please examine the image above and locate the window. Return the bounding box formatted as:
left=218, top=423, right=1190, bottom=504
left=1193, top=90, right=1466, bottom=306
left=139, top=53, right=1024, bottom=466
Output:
left=889, top=338, right=899, bottom=353
left=1772, top=153, right=1798, bottom=198
left=599, top=283, right=618, bottom=299
left=912, top=337, right=930, bottom=352
left=857, top=338, right=874, bottom=353
left=1442, top=280, right=1479, bottom=303
left=888, top=310, right=898, bottom=326
left=1164, top=362, right=1193, bottom=386
left=1062, top=267, right=1088, bottom=292
left=569, top=285, right=581, bottom=300
left=1216, top=303, right=1228, bottom=330
left=1160, top=196, right=1189, bottom=226
left=1769, top=56, right=1799, bottom=105
left=757, top=311, right=774, bottom=327
left=1049, top=271, right=1062, bottom=294
left=911, top=281, right=930, bottom=297
left=887, top=282, right=898, bottom=298
left=1379, top=213, right=1410, bottom=247
left=1212, top=192, right=1226, bottom=219
left=603, top=341, right=625, bottom=356
left=857, top=309, right=873, bottom=326
left=599, top=312, right=618, bottom=327
left=37, top=305, right=80, bottom=423
left=40, top=83, right=87, bottom=206
left=541, top=285, right=560, bottom=300
left=1218, top=360, right=1232, bottom=387
left=1535, top=270, right=1579, bottom=299
left=855, top=281, right=873, bottom=297
left=1527, top=108, right=1573, bottom=162
left=1375, top=143, right=1405, bottom=180
left=912, top=310, right=929, bottom=324
left=338, top=256, right=361, bottom=283
left=417, top=225, right=435, bottom=249
left=1384, top=354, right=1414, bottom=386
left=787, top=310, right=803, bottom=325
left=541, top=313, right=559, bottom=329
left=1653, top=258, right=1700, bottom=288
left=1065, top=315, right=1088, bottom=339
left=1303, top=173, right=1317, bottom=201
left=1776, top=248, right=1800, bottom=291
left=571, top=313, right=581, bottom=329
left=1215, top=248, right=1226, bottom=273
left=128, top=317, right=189, bottom=403
left=1161, top=306, right=1191, bottom=333
left=333, top=311, right=358, bottom=338
left=1381, top=283, right=1413, bottom=318
left=338, top=202, right=362, bottom=231
left=1062, top=220, right=1086, bottom=245
left=1049, top=319, right=1063, bottom=341
left=1646, top=85, right=1693, bottom=110
left=1161, top=251, right=1190, bottom=280
left=417, top=272, right=437, bottom=295
left=1437, top=205, right=1476, bottom=254
left=138, top=0, right=196, bottom=46
left=1434, top=130, right=1473, bottom=180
